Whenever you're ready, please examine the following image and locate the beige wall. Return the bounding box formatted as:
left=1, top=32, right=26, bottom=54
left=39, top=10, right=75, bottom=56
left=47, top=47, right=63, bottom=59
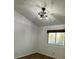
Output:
left=38, top=25, right=65, bottom=59
left=14, top=11, right=39, bottom=58
left=14, top=10, right=65, bottom=59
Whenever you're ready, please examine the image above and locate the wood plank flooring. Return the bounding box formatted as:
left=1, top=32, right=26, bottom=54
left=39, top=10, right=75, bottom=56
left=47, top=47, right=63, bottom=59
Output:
left=17, top=53, right=56, bottom=59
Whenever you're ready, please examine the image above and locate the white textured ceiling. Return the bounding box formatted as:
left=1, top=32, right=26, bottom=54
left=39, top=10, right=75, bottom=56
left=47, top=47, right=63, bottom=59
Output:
left=14, top=0, right=65, bottom=26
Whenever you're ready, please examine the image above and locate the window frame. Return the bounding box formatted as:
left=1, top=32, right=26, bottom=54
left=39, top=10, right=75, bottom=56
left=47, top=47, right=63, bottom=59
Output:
left=47, top=29, right=65, bottom=45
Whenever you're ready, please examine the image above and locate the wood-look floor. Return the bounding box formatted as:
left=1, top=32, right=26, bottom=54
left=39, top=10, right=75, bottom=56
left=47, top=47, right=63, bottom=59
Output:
left=18, top=53, right=56, bottom=59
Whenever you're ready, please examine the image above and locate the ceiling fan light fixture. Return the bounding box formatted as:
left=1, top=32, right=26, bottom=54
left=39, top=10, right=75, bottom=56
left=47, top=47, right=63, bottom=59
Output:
left=45, top=16, right=48, bottom=19
left=40, top=17, right=43, bottom=20
left=38, top=7, right=48, bottom=20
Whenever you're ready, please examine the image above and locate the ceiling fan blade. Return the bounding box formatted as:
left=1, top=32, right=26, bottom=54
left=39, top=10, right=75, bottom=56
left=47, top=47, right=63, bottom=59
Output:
left=43, top=0, right=47, bottom=7
left=50, top=13, right=65, bottom=23
left=51, top=13, right=65, bottom=18
left=25, top=0, right=42, bottom=8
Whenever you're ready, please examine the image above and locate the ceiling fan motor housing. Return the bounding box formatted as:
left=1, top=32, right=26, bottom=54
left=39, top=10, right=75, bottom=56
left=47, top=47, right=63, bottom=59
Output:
left=42, top=7, right=45, bottom=11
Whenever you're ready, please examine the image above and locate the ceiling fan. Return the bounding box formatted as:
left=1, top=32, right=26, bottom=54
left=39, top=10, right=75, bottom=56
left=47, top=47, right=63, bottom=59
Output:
left=38, top=7, right=48, bottom=19
left=27, top=0, right=65, bottom=21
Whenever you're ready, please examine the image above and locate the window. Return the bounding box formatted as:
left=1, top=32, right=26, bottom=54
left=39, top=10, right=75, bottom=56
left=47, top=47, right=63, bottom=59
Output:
left=47, top=29, right=65, bottom=45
